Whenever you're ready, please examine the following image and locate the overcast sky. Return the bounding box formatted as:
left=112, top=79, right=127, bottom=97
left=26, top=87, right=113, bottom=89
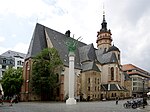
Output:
left=0, top=0, right=150, bottom=72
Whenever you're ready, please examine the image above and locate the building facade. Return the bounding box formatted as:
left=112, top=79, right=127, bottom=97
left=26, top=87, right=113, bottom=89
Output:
left=0, top=50, right=26, bottom=95
left=122, top=64, right=150, bottom=97
left=0, top=55, right=15, bottom=94
left=1, top=50, right=26, bottom=69
left=21, top=13, right=128, bottom=101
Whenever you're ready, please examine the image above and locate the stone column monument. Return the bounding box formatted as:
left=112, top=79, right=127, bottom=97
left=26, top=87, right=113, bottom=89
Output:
left=65, top=38, right=77, bottom=105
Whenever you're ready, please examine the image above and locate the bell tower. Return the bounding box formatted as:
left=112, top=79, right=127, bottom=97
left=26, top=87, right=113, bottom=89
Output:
left=96, top=11, right=112, bottom=50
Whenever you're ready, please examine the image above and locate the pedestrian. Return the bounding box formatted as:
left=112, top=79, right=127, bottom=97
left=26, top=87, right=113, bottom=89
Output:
left=9, top=96, right=14, bottom=106
left=116, top=97, right=119, bottom=105
left=9, top=94, right=18, bottom=106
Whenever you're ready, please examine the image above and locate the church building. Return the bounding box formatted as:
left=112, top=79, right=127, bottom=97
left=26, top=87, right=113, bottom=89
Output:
left=21, top=13, right=129, bottom=101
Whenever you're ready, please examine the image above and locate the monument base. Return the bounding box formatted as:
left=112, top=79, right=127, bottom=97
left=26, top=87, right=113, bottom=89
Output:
left=66, top=98, right=76, bottom=105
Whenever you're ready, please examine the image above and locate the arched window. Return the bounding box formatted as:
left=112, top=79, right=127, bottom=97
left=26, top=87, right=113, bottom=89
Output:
left=111, top=67, right=114, bottom=80
left=118, top=54, right=120, bottom=60
left=25, top=62, right=29, bottom=92
left=88, top=78, right=90, bottom=84
left=116, top=67, right=118, bottom=81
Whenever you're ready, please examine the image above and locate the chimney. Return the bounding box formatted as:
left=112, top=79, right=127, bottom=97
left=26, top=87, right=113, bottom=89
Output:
left=65, top=30, right=71, bottom=37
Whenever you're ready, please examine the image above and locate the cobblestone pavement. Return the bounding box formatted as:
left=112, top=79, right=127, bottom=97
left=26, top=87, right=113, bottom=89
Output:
left=0, top=100, right=150, bottom=112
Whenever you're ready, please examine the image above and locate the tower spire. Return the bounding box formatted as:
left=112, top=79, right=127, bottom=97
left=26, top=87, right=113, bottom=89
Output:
left=96, top=4, right=112, bottom=49
left=102, top=3, right=105, bottom=22
left=101, top=4, right=107, bottom=31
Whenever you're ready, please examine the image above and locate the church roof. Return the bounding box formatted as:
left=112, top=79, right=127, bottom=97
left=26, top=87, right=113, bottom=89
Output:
left=96, top=49, right=118, bottom=64
left=99, top=13, right=111, bottom=35
left=107, top=45, right=120, bottom=52
left=26, top=23, right=48, bottom=59
left=81, top=61, right=100, bottom=72
left=26, top=23, right=86, bottom=69
left=26, top=23, right=119, bottom=69
left=78, top=43, right=97, bottom=63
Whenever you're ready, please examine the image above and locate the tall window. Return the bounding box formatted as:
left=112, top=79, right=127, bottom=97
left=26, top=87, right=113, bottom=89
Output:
left=95, top=78, right=97, bottom=84
left=88, top=78, right=90, bottom=84
left=98, top=78, right=99, bottom=84
left=118, top=54, right=120, bottom=60
left=116, top=67, right=118, bottom=81
left=2, top=65, right=6, bottom=69
left=17, top=61, right=22, bottom=65
left=111, top=67, right=114, bottom=80
left=95, top=86, right=97, bottom=91
left=25, top=62, right=29, bottom=92
left=3, top=59, right=6, bottom=64
left=88, top=86, right=90, bottom=91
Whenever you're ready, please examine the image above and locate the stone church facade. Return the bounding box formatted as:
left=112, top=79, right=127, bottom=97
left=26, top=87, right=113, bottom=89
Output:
left=21, top=13, right=130, bottom=101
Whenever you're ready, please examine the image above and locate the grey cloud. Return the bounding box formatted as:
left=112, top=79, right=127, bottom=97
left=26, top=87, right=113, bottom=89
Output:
left=104, top=0, right=150, bottom=72
left=124, top=0, right=150, bottom=25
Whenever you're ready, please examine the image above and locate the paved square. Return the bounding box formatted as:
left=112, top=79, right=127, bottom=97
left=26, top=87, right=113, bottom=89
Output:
left=0, top=100, right=150, bottom=112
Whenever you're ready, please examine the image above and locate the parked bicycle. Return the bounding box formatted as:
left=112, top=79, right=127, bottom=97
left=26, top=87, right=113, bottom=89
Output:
left=123, top=99, right=143, bottom=109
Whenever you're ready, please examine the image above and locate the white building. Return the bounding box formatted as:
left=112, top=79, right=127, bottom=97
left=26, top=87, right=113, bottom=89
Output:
left=0, top=50, right=26, bottom=95
left=1, top=50, right=26, bottom=69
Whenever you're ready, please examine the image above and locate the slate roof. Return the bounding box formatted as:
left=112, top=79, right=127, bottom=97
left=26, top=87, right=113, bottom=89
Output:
left=0, top=55, right=15, bottom=66
left=26, top=23, right=48, bottom=59
left=81, top=61, right=100, bottom=72
left=1, top=50, right=26, bottom=59
left=78, top=44, right=96, bottom=63
left=26, top=23, right=86, bottom=69
left=26, top=23, right=119, bottom=70
left=96, top=49, right=118, bottom=64
left=45, top=26, right=86, bottom=69
left=107, top=45, right=120, bottom=52
left=101, top=84, right=125, bottom=91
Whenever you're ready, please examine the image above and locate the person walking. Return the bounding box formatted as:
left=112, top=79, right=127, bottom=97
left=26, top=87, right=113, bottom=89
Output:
left=9, top=94, right=18, bottom=106
left=116, top=97, right=119, bottom=105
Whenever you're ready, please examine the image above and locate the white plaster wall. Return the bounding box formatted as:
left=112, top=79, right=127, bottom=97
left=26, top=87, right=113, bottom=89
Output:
left=101, top=65, right=109, bottom=83
left=14, top=57, right=24, bottom=69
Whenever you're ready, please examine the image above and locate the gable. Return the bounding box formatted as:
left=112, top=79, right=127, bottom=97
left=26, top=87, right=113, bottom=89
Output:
left=26, top=23, right=48, bottom=59
left=79, top=44, right=96, bottom=63
left=26, top=23, right=86, bottom=69
left=96, top=49, right=118, bottom=64
left=81, top=61, right=100, bottom=72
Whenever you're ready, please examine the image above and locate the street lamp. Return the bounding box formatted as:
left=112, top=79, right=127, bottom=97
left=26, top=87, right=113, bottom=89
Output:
left=142, top=78, right=145, bottom=108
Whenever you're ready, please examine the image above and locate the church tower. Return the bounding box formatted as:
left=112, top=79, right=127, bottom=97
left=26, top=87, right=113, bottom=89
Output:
left=96, top=12, right=112, bottom=50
